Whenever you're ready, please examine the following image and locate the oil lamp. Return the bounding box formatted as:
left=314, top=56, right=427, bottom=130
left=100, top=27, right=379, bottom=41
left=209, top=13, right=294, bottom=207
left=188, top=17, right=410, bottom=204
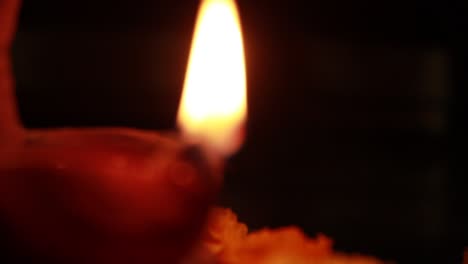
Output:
left=0, top=0, right=245, bottom=262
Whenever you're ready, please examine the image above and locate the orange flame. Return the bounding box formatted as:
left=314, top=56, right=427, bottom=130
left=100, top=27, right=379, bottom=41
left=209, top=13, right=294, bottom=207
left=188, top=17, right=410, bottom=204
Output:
left=177, top=0, right=247, bottom=157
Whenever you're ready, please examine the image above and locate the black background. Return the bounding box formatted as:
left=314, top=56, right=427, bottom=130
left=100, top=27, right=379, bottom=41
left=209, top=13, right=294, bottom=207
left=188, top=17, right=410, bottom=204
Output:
left=8, top=0, right=467, bottom=263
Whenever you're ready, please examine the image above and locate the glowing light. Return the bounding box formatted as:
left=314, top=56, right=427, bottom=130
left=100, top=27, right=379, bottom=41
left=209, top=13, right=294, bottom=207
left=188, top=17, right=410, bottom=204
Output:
left=177, top=0, right=247, bottom=156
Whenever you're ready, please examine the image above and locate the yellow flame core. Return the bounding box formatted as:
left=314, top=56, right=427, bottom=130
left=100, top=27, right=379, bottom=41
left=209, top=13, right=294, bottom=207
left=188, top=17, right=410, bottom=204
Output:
left=177, top=0, right=247, bottom=156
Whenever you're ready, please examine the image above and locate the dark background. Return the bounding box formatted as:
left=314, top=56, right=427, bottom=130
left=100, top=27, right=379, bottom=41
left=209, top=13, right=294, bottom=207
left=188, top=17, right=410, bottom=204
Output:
left=9, top=0, right=466, bottom=263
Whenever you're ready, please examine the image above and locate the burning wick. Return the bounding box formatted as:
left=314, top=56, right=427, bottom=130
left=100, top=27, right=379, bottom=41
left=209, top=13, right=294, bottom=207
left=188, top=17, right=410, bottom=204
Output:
left=178, top=0, right=247, bottom=157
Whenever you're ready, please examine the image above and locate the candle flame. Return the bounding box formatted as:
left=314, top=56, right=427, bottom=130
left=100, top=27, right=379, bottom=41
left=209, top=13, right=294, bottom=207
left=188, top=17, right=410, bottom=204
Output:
left=177, top=0, right=247, bottom=157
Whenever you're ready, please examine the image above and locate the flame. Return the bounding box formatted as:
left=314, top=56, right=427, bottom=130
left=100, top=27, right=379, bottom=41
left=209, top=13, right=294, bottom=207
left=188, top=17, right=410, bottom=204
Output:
left=177, top=0, right=247, bottom=156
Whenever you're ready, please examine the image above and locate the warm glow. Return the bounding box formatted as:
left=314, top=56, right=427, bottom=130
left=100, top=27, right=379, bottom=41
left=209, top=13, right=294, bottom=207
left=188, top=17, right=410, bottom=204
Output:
left=177, top=0, right=247, bottom=156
